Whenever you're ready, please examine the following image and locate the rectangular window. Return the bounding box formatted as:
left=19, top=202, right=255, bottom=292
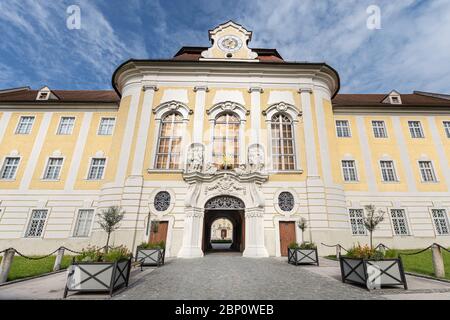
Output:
left=408, top=121, right=424, bottom=138
left=98, top=117, right=115, bottom=135
left=342, top=160, right=358, bottom=182
left=87, top=158, right=106, bottom=180
left=16, top=116, right=35, bottom=134
left=73, top=209, right=94, bottom=237
left=43, top=157, right=63, bottom=180
left=336, top=120, right=351, bottom=137
left=25, top=209, right=48, bottom=237
left=57, top=117, right=75, bottom=135
left=391, top=209, right=410, bottom=236
left=0, top=157, right=20, bottom=180
left=432, top=209, right=450, bottom=235
left=380, top=160, right=397, bottom=182
left=349, top=209, right=366, bottom=235
left=444, top=121, right=450, bottom=138
left=419, top=161, right=437, bottom=182
left=372, top=120, right=387, bottom=138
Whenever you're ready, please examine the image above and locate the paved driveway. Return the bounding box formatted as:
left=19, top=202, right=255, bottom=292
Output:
left=115, top=254, right=384, bottom=300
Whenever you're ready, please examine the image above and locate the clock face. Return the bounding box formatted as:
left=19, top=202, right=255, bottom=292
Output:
left=218, top=35, right=243, bottom=53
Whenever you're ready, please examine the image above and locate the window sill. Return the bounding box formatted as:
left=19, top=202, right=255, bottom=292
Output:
left=268, top=170, right=304, bottom=174
left=41, top=179, right=61, bottom=182
left=381, top=181, right=401, bottom=184
left=344, top=181, right=360, bottom=184
left=0, top=179, right=17, bottom=182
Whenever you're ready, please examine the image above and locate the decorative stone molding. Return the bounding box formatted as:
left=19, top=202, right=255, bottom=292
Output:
left=149, top=188, right=176, bottom=216
left=205, top=174, right=246, bottom=195
left=142, top=85, right=158, bottom=92
left=245, top=209, right=264, bottom=218
left=205, top=195, right=245, bottom=210
left=263, top=102, right=302, bottom=121
left=248, top=87, right=264, bottom=93
left=186, top=143, right=205, bottom=173
left=184, top=208, right=204, bottom=218
left=207, top=101, right=249, bottom=120
left=153, top=100, right=193, bottom=120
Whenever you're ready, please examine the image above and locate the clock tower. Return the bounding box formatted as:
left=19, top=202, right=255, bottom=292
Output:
left=201, top=21, right=259, bottom=61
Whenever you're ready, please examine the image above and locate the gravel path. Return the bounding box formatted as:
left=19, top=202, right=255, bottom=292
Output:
left=115, top=254, right=384, bottom=300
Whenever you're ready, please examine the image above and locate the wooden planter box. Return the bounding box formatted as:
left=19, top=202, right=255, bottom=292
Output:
left=135, top=248, right=165, bottom=267
left=340, top=257, right=408, bottom=290
left=288, top=248, right=319, bottom=266
left=64, top=258, right=131, bottom=298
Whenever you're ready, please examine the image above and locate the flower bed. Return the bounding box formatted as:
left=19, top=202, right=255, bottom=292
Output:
left=287, top=242, right=319, bottom=266
left=136, top=241, right=166, bottom=267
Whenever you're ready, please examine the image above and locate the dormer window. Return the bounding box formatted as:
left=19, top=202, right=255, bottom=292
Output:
left=390, top=96, right=401, bottom=104
left=383, top=90, right=402, bottom=105
left=38, top=92, right=49, bottom=100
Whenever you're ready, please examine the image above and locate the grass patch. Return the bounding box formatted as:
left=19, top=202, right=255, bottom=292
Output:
left=0, top=255, right=74, bottom=282
left=325, top=249, right=450, bottom=280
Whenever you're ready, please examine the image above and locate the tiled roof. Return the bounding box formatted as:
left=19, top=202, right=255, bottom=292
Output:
left=333, top=93, right=450, bottom=107
left=0, top=88, right=119, bottom=103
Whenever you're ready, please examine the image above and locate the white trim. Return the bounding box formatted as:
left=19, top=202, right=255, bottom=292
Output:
left=314, top=93, right=332, bottom=185
left=64, top=112, right=93, bottom=190
left=115, top=87, right=141, bottom=184
left=131, top=87, right=157, bottom=175
left=341, top=159, right=359, bottom=183
left=20, top=112, right=52, bottom=190
left=153, top=100, right=192, bottom=121
left=148, top=188, right=176, bottom=216
left=417, top=159, right=438, bottom=183
left=15, top=115, right=36, bottom=135
left=299, top=89, right=319, bottom=178
left=389, top=207, right=413, bottom=237
left=70, top=208, right=95, bottom=238
left=97, top=116, right=117, bottom=136
left=356, top=116, right=377, bottom=191
left=335, top=119, right=352, bottom=138
left=273, top=188, right=300, bottom=216
left=85, top=156, right=108, bottom=180
left=428, top=117, right=450, bottom=189
left=22, top=207, right=50, bottom=239
left=428, top=208, right=450, bottom=237
left=142, top=215, right=175, bottom=257
left=0, top=112, right=12, bottom=144
left=379, top=159, right=400, bottom=183
left=347, top=208, right=368, bottom=236
left=392, top=116, right=417, bottom=191
left=192, top=87, right=208, bottom=144
left=249, top=87, right=262, bottom=144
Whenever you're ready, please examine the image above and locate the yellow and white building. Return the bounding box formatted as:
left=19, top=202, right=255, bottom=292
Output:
left=0, top=21, right=450, bottom=257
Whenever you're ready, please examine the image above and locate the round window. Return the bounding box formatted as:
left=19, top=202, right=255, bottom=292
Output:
left=154, top=191, right=171, bottom=212
left=278, top=192, right=295, bottom=212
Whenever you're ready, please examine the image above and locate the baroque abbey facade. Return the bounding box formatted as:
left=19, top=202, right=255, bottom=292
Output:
left=0, top=22, right=450, bottom=257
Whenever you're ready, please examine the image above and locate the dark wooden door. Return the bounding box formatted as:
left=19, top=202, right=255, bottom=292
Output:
left=279, top=222, right=296, bottom=256
left=149, top=221, right=168, bottom=244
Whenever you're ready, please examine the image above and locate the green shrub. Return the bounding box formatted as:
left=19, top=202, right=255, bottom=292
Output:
left=346, top=243, right=385, bottom=259
left=103, top=246, right=132, bottom=262
left=288, top=242, right=299, bottom=249
left=137, top=241, right=166, bottom=250
left=299, top=242, right=317, bottom=250
left=76, top=245, right=131, bottom=263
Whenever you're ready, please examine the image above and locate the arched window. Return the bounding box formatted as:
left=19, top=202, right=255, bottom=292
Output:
left=155, top=112, right=183, bottom=169
left=271, top=114, right=295, bottom=170
left=213, top=112, right=240, bottom=168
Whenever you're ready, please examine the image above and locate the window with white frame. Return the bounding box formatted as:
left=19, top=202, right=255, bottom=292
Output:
left=419, top=161, right=437, bottom=182
left=444, top=121, right=450, bottom=138
left=25, top=209, right=48, bottom=237
left=57, top=117, right=75, bottom=135
left=73, top=209, right=94, bottom=237
left=271, top=114, right=296, bottom=170
left=155, top=112, right=183, bottom=169
left=349, top=209, right=366, bottom=235
left=372, top=120, right=387, bottom=138
left=98, top=117, right=116, bottom=135
left=0, top=157, right=20, bottom=180
left=391, top=209, right=410, bottom=236
left=380, top=160, right=398, bottom=182
left=342, top=160, right=358, bottom=182
left=431, top=209, right=450, bottom=235
left=87, top=158, right=106, bottom=180
left=43, top=157, right=63, bottom=180
left=212, top=112, right=240, bottom=168
left=16, top=116, right=35, bottom=134
left=408, top=121, right=424, bottom=138
left=336, top=120, right=351, bottom=137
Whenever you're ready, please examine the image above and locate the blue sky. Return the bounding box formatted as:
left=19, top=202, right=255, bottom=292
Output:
left=0, top=0, right=449, bottom=94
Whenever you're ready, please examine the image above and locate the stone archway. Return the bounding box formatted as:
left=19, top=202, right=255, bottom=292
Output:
left=202, top=195, right=245, bottom=253
left=202, top=195, right=245, bottom=252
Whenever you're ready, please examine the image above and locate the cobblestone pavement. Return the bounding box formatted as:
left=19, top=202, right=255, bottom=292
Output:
left=115, top=254, right=385, bottom=300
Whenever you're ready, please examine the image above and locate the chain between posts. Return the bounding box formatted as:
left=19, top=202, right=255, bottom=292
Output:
left=320, top=243, right=349, bottom=253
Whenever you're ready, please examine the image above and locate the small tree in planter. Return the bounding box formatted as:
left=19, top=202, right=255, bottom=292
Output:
left=136, top=241, right=166, bottom=266
left=98, top=206, right=125, bottom=253
left=363, top=205, right=385, bottom=249
left=287, top=219, right=319, bottom=266
left=64, top=245, right=132, bottom=298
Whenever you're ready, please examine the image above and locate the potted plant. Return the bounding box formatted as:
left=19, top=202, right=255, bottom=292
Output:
left=340, top=244, right=407, bottom=290
left=340, top=205, right=407, bottom=290
left=98, top=206, right=125, bottom=253
left=135, top=241, right=166, bottom=266
left=63, top=245, right=132, bottom=298
left=288, top=241, right=319, bottom=266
